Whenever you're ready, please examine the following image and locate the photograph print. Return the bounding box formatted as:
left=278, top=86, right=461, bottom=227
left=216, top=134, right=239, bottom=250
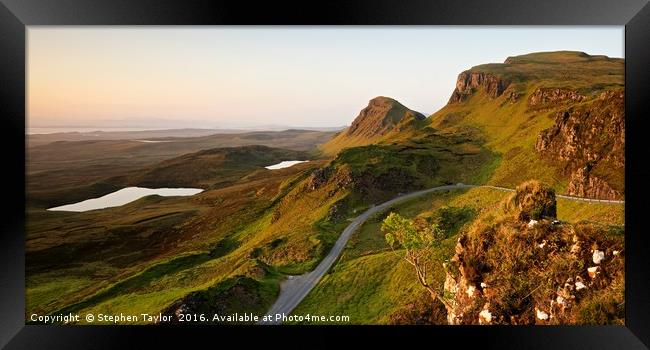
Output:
left=26, top=27, right=625, bottom=325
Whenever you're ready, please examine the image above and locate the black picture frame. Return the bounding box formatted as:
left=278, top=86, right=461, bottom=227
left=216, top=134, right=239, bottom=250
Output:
left=1, top=0, right=649, bottom=349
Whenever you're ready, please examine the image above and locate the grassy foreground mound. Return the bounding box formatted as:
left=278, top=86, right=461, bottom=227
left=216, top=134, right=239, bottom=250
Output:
left=443, top=180, right=624, bottom=325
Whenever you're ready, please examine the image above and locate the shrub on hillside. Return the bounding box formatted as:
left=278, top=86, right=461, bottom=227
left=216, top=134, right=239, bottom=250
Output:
left=505, top=180, right=557, bottom=221
left=388, top=291, right=448, bottom=325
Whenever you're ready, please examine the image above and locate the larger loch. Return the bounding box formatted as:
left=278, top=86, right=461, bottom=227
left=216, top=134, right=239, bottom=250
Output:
left=47, top=187, right=204, bottom=212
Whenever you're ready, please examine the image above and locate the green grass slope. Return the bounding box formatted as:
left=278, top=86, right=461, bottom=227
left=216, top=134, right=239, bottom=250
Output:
left=26, top=160, right=322, bottom=320
left=292, top=186, right=624, bottom=324
left=117, top=145, right=309, bottom=190
left=429, top=51, right=624, bottom=193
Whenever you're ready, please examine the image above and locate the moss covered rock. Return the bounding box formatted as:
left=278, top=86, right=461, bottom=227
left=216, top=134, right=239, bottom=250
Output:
left=509, top=180, right=557, bottom=221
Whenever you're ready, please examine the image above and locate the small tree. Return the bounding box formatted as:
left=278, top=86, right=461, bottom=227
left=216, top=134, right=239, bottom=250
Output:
left=382, top=212, right=449, bottom=306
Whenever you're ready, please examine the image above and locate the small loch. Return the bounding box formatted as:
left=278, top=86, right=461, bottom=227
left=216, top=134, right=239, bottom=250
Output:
left=264, top=160, right=309, bottom=170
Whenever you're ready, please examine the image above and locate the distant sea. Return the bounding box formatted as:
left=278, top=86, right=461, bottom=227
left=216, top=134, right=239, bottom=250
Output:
left=27, top=125, right=346, bottom=135
left=26, top=127, right=173, bottom=135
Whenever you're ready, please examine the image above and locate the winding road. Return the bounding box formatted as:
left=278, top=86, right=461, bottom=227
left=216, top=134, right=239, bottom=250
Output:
left=259, top=183, right=624, bottom=324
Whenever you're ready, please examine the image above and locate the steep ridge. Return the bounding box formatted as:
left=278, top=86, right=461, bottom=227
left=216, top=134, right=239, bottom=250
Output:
left=288, top=51, right=625, bottom=325
left=347, top=96, right=425, bottom=137
left=321, top=96, right=426, bottom=155
left=430, top=51, right=624, bottom=199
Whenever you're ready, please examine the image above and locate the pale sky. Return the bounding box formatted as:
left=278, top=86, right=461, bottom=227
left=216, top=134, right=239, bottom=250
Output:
left=28, top=27, right=624, bottom=130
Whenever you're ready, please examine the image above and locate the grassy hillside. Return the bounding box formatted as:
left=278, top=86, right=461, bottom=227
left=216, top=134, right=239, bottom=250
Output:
left=429, top=51, right=624, bottom=194
left=292, top=186, right=624, bottom=324
left=26, top=123, right=495, bottom=321
left=25, top=51, right=625, bottom=325
left=26, top=158, right=323, bottom=320
left=323, top=135, right=492, bottom=204
left=117, top=145, right=309, bottom=190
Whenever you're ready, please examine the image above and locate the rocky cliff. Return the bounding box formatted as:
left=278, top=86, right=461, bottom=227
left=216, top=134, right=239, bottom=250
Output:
left=346, top=96, right=425, bottom=138
left=535, top=90, right=624, bottom=199
left=527, top=87, right=586, bottom=111
left=448, top=71, right=510, bottom=104
left=320, top=96, right=426, bottom=155
left=433, top=51, right=624, bottom=200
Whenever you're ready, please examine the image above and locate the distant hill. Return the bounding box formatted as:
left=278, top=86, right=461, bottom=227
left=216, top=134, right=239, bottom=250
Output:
left=120, top=145, right=310, bottom=189
left=27, top=128, right=237, bottom=146
left=28, top=127, right=347, bottom=147
left=320, top=96, right=426, bottom=155
left=27, top=129, right=333, bottom=208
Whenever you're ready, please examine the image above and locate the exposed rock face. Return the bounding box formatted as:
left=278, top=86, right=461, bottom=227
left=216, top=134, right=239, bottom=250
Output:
left=504, top=89, right=522, bottom=104
left=306, top=167, right=334, bottom=191
left=346, top=96, right=425, bottom=138
left=305, top=166, right=352, bottom=192
left=448, top=71, right=510, bottom=104
left=528, top=88, right=586, bottom=110
left=566, top=166, right=622, bottom=200
left=535, top=89, right=624, bottom=199
left=320, top=96, right=427, bottom=155
left=443, top=250, right=484, bottom=325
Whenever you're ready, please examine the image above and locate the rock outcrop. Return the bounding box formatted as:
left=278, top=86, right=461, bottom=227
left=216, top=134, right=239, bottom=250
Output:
left=506, top=180, right=557, bottom=221
left=321, top=96, right=426, bottom=155
left=271, top=166, right=352, bottom=223
left=566, top=166, right=622, bottom=200
left=442, top=180, right=625, bottom=325
left=528, top=88, right=586, bottom=110
left=346, top=96, right=425, bottom=138
left=161, top=276, right=271, bottom=325
left=305, top=166, right=352, bottom=193
left=535, top=89, right=624, bottom=199
left=448, top=71, right=510, bottom=104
